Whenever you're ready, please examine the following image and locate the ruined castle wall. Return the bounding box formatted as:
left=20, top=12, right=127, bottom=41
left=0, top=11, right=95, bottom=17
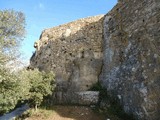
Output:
left=29, top=0, right=160, bottom=119
left=30, top=15, right=104, bottom=103
left=101, top=0, right=160, bottom=119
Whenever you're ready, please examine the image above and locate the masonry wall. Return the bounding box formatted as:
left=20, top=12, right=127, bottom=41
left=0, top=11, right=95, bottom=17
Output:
left=30, top=15, right=104, bottom=104
left=101, top=0, right=160, bottom=119
left=29, top=0, right=160, bottom=119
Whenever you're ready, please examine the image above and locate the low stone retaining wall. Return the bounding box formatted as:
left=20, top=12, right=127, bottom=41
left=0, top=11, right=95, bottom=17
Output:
left=52, top=91, right=99, bottom=105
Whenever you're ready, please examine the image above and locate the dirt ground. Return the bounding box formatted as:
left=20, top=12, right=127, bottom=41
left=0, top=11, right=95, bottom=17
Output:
left=25, top=105, right=107, bottom=120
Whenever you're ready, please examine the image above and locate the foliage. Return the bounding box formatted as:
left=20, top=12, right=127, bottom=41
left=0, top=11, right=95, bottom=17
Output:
left=0, top=9, right=26, bottom=115
left=19, top=69, right=55, bottom=110
left=0, top=9, right=25, bottom=65
left=0, top=67, right=22, bottom=114
left=0, top=68, right=55, bottom=115
left=0, top=9, right=55, bottom=115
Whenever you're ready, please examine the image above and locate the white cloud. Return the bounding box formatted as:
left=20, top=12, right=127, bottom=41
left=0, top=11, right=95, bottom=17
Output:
left=39, top=3, right=45, bottom=10
left=34, top=3, right=45, bottom=10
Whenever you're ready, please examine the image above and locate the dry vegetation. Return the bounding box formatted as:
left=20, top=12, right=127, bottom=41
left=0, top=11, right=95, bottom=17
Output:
left=20, top=105, right=109, bottom=120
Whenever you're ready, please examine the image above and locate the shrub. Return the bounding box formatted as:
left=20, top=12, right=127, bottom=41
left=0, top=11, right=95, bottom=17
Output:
left=0, top=68, right=22, bottom=114
left=19, top=69, right=55, bottom=111
left=0, top=68, right=55, bottom=115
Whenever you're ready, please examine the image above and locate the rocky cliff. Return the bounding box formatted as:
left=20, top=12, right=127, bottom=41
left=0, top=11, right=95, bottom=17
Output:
left=29, top=15, right=104, bottom=104
left=29, top=0, right=160, bottom=119
left=101, top=0, right=160, bottom=119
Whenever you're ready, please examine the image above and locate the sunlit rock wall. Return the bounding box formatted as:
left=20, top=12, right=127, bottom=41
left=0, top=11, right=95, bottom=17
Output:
left=100, top=0, right=160, bottom=119
left=30, top=15, right=104, bottom=104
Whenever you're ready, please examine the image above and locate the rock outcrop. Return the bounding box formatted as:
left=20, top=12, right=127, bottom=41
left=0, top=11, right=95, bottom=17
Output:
left=29, top=0, right=160, bottom=119
left=101, top=0, right=160, bottom=119
left=30, top=15, right=104, bottom=104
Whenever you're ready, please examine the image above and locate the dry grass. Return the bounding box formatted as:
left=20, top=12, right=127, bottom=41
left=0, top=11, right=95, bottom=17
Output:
left=23, top=105, right=106, bottom=120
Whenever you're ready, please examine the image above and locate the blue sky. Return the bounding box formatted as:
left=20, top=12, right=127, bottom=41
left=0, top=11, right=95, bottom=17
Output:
left=0, top=0, right=117, bottom=63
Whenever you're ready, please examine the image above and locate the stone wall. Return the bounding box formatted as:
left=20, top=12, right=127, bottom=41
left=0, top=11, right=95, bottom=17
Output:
left=30, top=15, right=104, bottom=104
left=101, top=0, right=160, bottom=119
left=29, top=0, right=160, bottom=119
left=52, top=91, right=99, bottom=105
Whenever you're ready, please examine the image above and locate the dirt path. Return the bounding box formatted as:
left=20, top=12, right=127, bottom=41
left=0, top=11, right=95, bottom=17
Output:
left=26, top=105, right=107, bottom=120
left=0, top=104, right=29, bottom=120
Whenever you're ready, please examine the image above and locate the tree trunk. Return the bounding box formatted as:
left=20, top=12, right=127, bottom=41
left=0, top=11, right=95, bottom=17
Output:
left=35, top=104, right=37, bottom=112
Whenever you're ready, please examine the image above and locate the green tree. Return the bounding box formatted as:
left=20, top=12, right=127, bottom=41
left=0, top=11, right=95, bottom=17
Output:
left=0, top=10, right=25, bottom=65
left=0, top=9, right=25, bottom=115
left=0, top=67, right=22, bottom=114
left=0, top=10, right=55, bottom=115
left=19, top=69, right=55, bottom=111
left=0, top=68, right=55, bottom=114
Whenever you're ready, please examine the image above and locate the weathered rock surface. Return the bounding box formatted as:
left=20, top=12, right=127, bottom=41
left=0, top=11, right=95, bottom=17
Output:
left=52, top=91, right=99, bottom=105
left=100, top=0, right=160, bottom=119
left=30, top=15, right=104, bottom=104
left=29, top=0, right=160, bottom=119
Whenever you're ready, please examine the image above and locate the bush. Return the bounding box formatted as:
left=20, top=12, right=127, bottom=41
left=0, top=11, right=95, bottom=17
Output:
left=19, top=69, right=55, bottom=110
left=0, top=68, right=55, bottom=115
left=0, top=68, right=22, bottom=114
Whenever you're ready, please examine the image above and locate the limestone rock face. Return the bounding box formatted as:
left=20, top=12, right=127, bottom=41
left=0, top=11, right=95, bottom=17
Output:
left=30, top=15, right=104, bottom=104
left=101, top=0, right=160, bottom=119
